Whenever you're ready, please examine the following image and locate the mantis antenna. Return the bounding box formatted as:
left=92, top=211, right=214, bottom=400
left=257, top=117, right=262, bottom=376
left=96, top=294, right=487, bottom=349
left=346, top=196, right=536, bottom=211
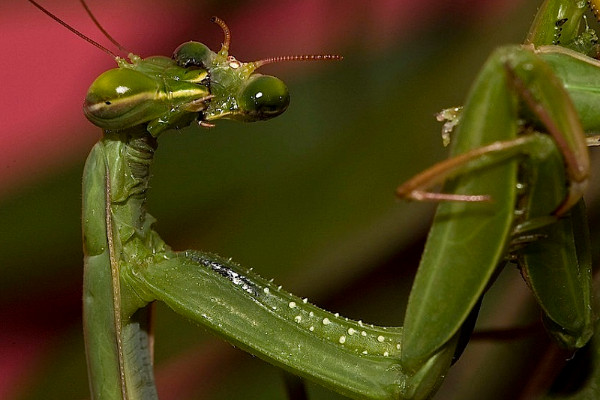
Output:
left=79, top=0, right=131, bottom=54
left=27, top=0, right=118, bottom=58
left=211, top=16, right=231, bottom=54
left=254, top=54, right=344, bottom=68
left=209, top=16, right=343, bottom=69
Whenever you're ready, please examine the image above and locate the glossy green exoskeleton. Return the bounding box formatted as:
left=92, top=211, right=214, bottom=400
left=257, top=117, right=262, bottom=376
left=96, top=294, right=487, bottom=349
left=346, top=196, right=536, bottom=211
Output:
left=83, top=16, right=340, bottom=135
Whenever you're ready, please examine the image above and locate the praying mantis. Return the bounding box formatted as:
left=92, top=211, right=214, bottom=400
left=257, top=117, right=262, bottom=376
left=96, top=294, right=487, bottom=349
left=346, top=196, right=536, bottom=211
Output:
left=27, top=0, right=600, bottom=398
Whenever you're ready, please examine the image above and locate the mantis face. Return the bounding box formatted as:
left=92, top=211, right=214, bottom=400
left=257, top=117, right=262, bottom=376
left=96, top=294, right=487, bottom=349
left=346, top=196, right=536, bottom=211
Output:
left=83, top=17, right=338, bottom=135
left=82, top=46, right=289, bottom=134
left=172, top=40, right=290, bottom=124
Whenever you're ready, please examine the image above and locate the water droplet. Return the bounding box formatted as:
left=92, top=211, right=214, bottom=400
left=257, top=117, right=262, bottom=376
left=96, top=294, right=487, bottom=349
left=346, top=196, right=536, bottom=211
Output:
left=289, top=301, right=297, bottom=309
left=377, top=335, right=385, bottom=343
left=263, top=287, right=270, bottom=294
left=348, top=328, right=356, bottom=335
left=339, top=336, right=346, bottom=344
left=294, top=315, right=302, bottom=323
left=323, top=318, right=331, bottom=325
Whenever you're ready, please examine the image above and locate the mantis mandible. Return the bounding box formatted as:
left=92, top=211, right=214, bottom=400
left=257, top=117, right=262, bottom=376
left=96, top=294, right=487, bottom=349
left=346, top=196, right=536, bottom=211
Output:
left=29, top=0, right=598, bottom=398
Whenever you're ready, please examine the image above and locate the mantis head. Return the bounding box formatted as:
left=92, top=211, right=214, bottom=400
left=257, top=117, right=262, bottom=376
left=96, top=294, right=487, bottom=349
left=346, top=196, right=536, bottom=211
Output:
left=172, top=17, right=342, bottom=124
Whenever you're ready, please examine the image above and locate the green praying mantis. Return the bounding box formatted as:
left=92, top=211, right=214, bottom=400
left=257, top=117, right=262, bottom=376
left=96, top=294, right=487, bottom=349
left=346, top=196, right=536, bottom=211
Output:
left=28, top=0, right=600, bottom=398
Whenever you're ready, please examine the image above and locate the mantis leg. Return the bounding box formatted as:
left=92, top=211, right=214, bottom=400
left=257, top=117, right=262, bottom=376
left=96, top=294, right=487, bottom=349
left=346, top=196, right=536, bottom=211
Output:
left=514, top=137, right=593, bottom=348
left=83, top=130, right=160, bottom=400
left=399, top=44, right=588, bottom=370
left=397, top=48, right=588, bottom=216
left=123, top=251, right=410, bottom=400
left=396, top=134, right=556, bottom=203
left=518, top=200, right=593, bottom=349
left=83, top=143, right=127, bottom=399
left=120, top=249, right=462, bottom=400
left=84, top=127, right=459, bottom=400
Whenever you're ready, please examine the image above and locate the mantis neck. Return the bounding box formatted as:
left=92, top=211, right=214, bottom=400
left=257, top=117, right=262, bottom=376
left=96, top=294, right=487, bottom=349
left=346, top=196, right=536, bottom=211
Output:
left=102, top=126, right=168, bottom=261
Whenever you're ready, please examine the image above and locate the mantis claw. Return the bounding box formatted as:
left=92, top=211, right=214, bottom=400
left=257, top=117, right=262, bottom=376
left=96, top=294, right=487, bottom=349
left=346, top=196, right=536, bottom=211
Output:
left=199, top=120, right=216, bottom=128
left=399, top=189, right=491, bottom=203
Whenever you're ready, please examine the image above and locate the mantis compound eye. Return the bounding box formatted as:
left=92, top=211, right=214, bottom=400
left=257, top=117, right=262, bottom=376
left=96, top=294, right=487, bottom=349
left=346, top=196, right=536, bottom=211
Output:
left=238, top=75, right=290, bottom=121
left=173, top=41, right=215, bottom=68
left=83, top=68, right=164, bottom=129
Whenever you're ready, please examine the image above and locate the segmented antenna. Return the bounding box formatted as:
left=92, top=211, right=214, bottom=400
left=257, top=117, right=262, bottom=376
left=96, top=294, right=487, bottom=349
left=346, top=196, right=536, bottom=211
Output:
left=211, top=16, right=231, bottom=53
left=27, top=0, right=117, bottom=58
left=79, top=0, right=130, bottom=54
left=208, top=16, right=342, bottom=69
left=254, top=54, right=343, bottom=68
